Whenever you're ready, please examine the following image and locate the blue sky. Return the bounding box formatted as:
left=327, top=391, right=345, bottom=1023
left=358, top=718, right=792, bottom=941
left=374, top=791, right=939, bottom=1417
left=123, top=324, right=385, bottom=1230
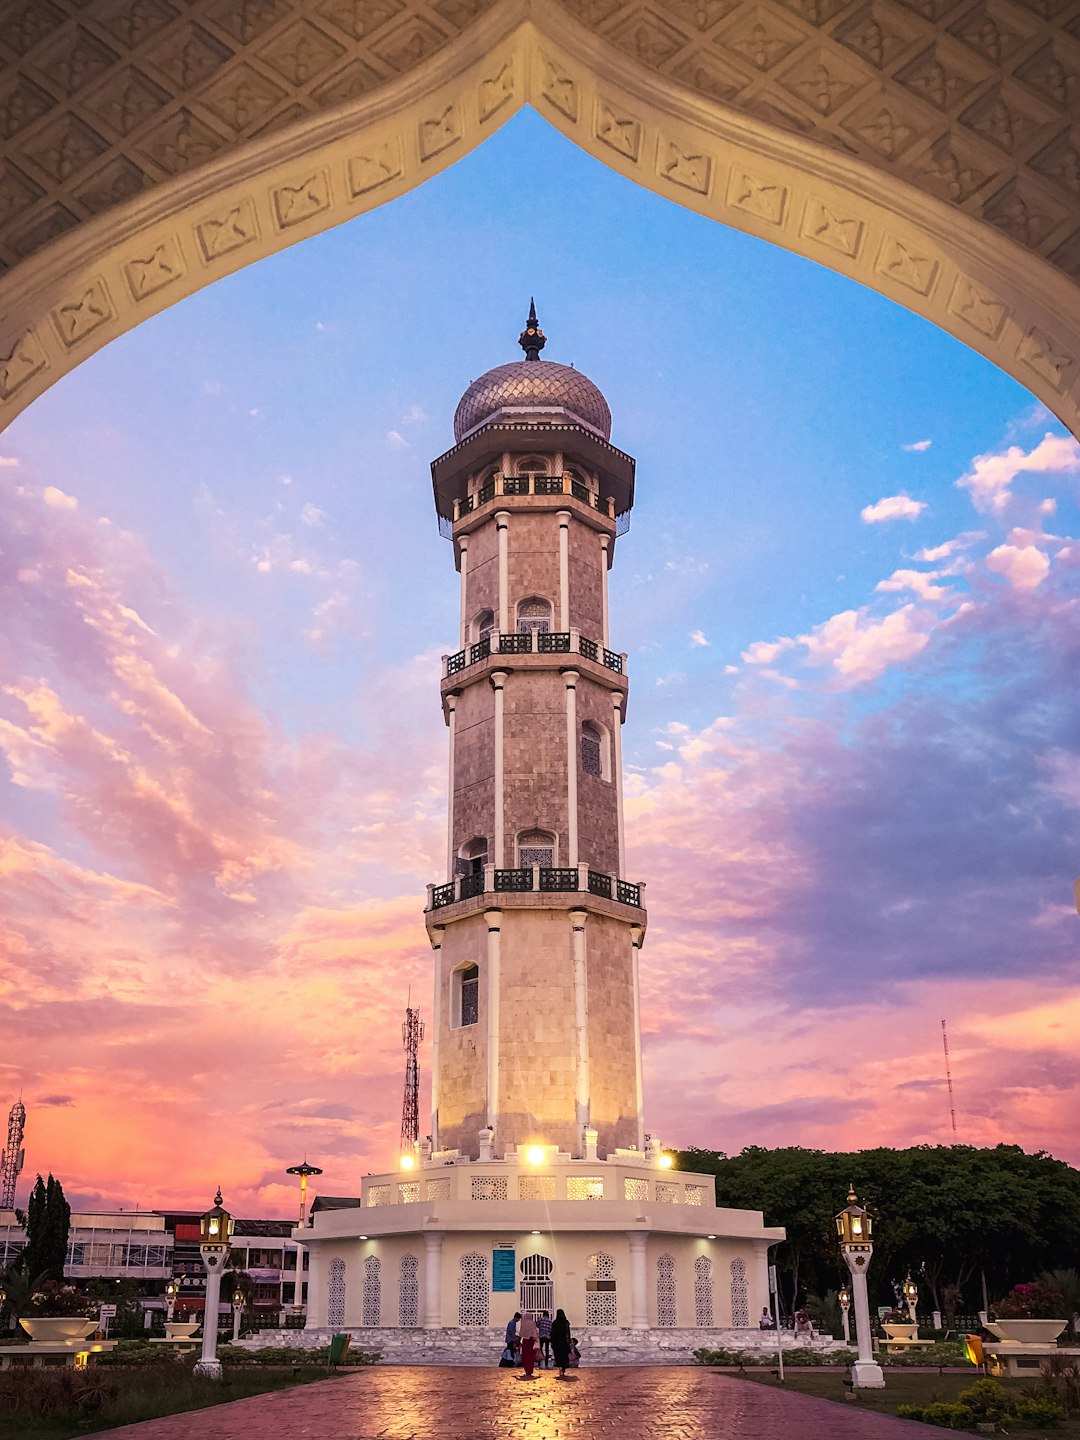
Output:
left=2, top=107, right=1079, bottom=1209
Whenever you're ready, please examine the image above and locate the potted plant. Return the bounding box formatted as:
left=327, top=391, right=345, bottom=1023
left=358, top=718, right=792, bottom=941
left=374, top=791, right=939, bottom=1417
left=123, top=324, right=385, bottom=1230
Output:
left=19, top=1280, right=97, bottom=1343
left=987, top=1282, right=1068, bottom=1345
left=880, top=1307, right=917, bottom=1341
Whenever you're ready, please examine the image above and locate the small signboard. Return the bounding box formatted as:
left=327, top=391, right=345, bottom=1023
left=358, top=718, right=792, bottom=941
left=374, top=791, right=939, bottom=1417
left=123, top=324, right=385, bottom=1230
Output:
left=98, top=1304, right=117, bottom=1319
left=492, top=1248, right=516, bottom=1292
left=768, top=1265, right=777, bottom=1296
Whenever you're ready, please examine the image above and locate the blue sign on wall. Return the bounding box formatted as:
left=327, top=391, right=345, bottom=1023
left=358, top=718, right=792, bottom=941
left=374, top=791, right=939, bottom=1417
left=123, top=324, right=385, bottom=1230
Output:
left=492, top=1248, right=516, bottom=1292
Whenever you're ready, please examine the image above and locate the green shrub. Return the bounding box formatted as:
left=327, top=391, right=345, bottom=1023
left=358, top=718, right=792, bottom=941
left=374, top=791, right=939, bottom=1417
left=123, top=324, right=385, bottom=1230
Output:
left=958, top=1376, right=1018, bottom=1421
left=901, top=1401, right=976, bottom=1429
left=215, top=1343, right=380, bottom=1367
left=97, top=1339, right=185, bottom=1367
left=1017, top=1395, right=1066, bottom=1428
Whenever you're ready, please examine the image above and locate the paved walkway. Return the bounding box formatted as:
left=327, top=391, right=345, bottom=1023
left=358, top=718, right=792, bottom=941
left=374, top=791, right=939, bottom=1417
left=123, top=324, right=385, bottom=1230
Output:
left=87, top=1365, right=922, bottom=1438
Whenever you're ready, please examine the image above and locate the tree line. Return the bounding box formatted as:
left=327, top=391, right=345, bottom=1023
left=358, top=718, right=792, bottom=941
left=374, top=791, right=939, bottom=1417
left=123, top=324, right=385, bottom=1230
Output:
left=674, top=1143, right=1080, bottom=1319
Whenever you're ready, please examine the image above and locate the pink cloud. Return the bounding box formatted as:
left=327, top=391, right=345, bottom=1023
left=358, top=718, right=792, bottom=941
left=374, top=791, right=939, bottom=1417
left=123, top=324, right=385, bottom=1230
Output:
left=957, top=432, right=1080, bottom=515
left=860, top=494, right=927, bottom=523
left=986, top=543, right=1051, bottom=590
left=799, top=604, right=931, bottom=684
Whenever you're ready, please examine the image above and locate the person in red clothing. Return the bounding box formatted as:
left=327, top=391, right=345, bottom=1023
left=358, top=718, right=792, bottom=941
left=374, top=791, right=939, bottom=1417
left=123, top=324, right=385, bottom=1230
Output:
left=518, top=1312, right=540, bottom=1378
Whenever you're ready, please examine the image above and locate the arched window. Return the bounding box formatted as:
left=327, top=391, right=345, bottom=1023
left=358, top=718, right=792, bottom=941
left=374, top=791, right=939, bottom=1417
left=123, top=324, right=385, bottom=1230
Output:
left=729, top=1257, right=749, bottom=1327
left=657, top=1253, right=676, bottom=1327
left=456, top=836, right=488, bottom=876
left=327, top=1257, right=346, bottom=1328
left=362, top=1254, right=381, bottom=1326
left=694, top=1256, right=714, bottom=1327
left=458, top=1252, right=489, bottom=1326
left=585, top=1252, right=617, bottom=1327
left=399, top=1254, right=419, bottom=1328
left=515, top=455, right=549, bottom=475
left=470, top=609, right=495, bottom=644
left=519, top=1254, right=553, bottom=1314
left=453, top=963, right=479, bottom=1028
left=580, top=720, right=611, bottom=781
left=517, top=596, right=552, bottom=636
left=517, top=828, right=556, bottom=869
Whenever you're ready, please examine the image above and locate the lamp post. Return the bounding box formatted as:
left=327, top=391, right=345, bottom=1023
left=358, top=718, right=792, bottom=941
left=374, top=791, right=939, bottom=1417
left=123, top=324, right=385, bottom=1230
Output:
left=164, top=1277, right=179, bottom=1325
left=194, top=1188, right=234, bottom=1379
left=838, top=1285, right=851, bottom=1346
left=0, top=1283, right=6, bottom=1337
left=902, top=1274, right=919, bottom=1327
left=285, top=1160, right=322, bottom=1321
left=836, top=1184, right=885, bottom=1389
left=231, top=1286, right=245, bottom=1342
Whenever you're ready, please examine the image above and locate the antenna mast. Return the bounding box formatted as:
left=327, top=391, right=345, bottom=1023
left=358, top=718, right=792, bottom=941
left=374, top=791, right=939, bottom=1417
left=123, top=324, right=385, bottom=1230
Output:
left=400, top=999, right=424, bottom=1159
left=941, top=1018, right=958, bottom=1139
left=1, top=1098, right=26, bottom=1209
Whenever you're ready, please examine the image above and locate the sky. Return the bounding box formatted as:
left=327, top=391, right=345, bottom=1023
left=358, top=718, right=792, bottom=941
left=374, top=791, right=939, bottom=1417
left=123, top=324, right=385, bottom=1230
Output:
left=2, top=108, right=1079, bottom=1218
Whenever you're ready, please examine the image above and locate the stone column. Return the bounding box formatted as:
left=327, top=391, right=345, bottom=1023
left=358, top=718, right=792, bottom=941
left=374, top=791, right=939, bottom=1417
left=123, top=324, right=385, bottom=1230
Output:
left=631, top=924, right=646, bottom=1154
left=445, top=694, right=458, bottom=881
left=458, top=535, right=469, bottom=649
left=558, top=510, right=571, bottom=631
left=496, top=511, right=510, bottom=633
left=752, top=1239, right=771, bottom=1326
left=612, top=692, right=626, bottom=876
left=600, top=534, right=611, bottom=646
left=627, top=1232, right=649, bottom=1330
left=844, top=1252, right=885, bottom=1388
left=564, top=669, right=579, bottom=866
left=491, top=670, right=508, bottom=868
left=485, top=909, right=502, bottom=1134
left=423, top=1233, right=443, bottom=1329
left=570, top=909, right=589, bottom=1142
left=430, top=925, right=444, bottom=1150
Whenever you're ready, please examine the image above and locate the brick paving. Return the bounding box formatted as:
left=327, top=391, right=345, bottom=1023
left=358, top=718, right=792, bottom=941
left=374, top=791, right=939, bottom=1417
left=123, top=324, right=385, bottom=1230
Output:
left=86, top=1365, right=922, bottom=1439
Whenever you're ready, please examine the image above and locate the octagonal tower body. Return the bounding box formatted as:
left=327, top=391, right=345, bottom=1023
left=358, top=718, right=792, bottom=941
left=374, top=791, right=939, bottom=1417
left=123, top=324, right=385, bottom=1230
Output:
left=426, top=318, right=647, bottom=1163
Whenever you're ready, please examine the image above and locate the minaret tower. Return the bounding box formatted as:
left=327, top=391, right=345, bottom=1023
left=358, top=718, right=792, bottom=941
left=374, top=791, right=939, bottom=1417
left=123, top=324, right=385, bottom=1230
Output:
left=425, top=302, right=646, bottom=1163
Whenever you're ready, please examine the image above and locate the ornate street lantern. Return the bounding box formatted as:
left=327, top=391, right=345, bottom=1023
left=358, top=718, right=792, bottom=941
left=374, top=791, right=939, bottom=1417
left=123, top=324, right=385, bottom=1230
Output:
left=838, top=1284, right=851, bottom=1345
left=194, top=1188, right=233, bottom=1379
left=902, top=1273, right=919, bottom=1325
left=835, top=1185, right=873, bottom=1246
left=836, top=1185, right=885, bottom=1390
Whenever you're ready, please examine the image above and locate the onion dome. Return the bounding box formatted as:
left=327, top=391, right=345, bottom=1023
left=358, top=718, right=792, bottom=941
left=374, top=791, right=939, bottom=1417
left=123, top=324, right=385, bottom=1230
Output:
left=453, top=300, right=612, bottom=442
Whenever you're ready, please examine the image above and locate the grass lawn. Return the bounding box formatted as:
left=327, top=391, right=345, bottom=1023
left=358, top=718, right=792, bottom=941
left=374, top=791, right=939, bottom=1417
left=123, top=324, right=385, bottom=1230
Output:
left=733, top=1369, right=1080, bottom=1434
left=0, top=1363, right=343, bottom=1440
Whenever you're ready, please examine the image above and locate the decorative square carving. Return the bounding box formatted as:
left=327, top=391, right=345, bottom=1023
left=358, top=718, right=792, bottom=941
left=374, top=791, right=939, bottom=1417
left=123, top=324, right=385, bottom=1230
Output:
left=370, top=16, right=448, bottom=74
left=540, top=53, right=578, bottom=121
left=671, top=50, right=748, bottom=104
left=206, top=0, right=292, bottom=46
left=801, top=197, right=864, bottom=257
left=664, top=0, right=739, bottom=30
left=897, top=42, right=990, bottom=113
left=0, top=1, right=66, bottom=58
left=779, top=49, right=863, bottom=116
left=876, top=235, right=939, bottom=294
left=418, top=103, right=462, bottom=161
left=1016, top=324, right=1074, bottom=391
left=842, top=95, right=923, bottom=159
left=0, top=329, right=47, bottom=400
left=961, top=86, right=1055, bottom=156
left=139, top=109, right=228, bottom=176
left=0, top=163, right=42, bottom=230
left=904, top=135, right=999, bottom=204
left=31, top=26, right=118, bottom=98
left=199, top=62, right=288, bottom=133
left=982, top=178, right=1070, bottom=249
left=728, top=167, right=789, bottom=225
left=195, top=196, right=259, bottom=262
left=96, top=0, right=179, bottom=48
left=142, top=23, right=233, bottom=91
left=313, top=0, right=404, bottom=42
left=259, top=19, right=346, bottom=87
left=124, top=237, right=186, bottom=301
left=657, top=137, right=712, bottom=194
left=478, top=59, right=515, bottom=122
left=273, top=169, right=331, bottom=228
left=80, top=66, right=171, bottom=138
left=948, top=274, right=1007, bottom=338
left=27, top=116, right=109, bottom=183
left=834, top=3, right=923, bottom=70
left=0, top=76, right=57, bottom=141
left=595, top=98, right=642, bottom=161
left=608, top=12, right=687, bottom=68
left=1030, top=130, right=1080, bottom=198
left=73, top=156, right=150, bottom=213
left=51, top=279, right=114, bottom=348
left=948, top=1, right=1035, bottom=67
left=775, top=0, right=847, bottom=25
left=719, top=8, right=803, bottom=72
left=6, top=204, right=80, bottom=259
left=311, top=59, right=383, bottom=108
left=348, top=138, right=404, bottom=195
left=1016, top=44, right=1080, bottom=121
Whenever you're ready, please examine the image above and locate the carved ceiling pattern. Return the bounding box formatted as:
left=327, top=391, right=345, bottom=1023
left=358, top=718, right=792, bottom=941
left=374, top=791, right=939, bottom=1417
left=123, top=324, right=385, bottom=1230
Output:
left=553, top=0, right=1080, bottom=282
left=0, top=0, right=1077, bottom=438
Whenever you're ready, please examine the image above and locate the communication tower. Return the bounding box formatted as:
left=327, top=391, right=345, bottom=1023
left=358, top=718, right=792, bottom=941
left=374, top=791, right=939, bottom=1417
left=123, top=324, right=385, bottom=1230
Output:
left=400, top=999, right=424, bottom=1160
left=0, top=1098, right=26, bottom=1209
left=941, top=1017, right=958, bottom=1138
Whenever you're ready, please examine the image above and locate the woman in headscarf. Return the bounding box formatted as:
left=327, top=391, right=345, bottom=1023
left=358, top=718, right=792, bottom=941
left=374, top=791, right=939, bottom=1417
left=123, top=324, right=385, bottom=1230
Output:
left=518, top=1312, right=540, bottom=1378
left=550, top=1306, right=572, bottom=1378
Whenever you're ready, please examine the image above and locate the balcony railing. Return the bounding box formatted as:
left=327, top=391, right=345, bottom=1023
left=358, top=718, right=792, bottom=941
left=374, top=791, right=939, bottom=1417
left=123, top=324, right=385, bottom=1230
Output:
left=444, top=629, right=625, bottom=679
left=445, top=473, right=629, bottom=526
left=428, top=865, right=643, bottom=911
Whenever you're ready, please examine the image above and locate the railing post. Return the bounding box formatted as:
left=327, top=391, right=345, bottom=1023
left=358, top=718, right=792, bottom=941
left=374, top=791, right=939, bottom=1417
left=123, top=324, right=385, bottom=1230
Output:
left=483, top=862, right=495, bottom=895
left=577, top=862, right=589, bottom=893
left=426, top=883, right=435, bottom=910
left=532, top=865, right=541, bottom=891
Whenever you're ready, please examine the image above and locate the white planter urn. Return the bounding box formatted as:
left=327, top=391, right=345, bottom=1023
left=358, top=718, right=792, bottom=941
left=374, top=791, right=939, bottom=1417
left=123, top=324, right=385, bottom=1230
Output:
left=20, top=1317, right=97, bottom=1343
left=986, top=1320, right=1066, bottom=1345
left=883, top=1323, right=918, bottom=1341
left=164, top=1321, right=201, bottom=1340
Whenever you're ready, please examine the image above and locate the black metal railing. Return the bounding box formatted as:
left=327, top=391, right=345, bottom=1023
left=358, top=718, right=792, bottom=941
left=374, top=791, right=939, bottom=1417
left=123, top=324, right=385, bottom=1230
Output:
left=503, top=476, right=530, bottom=495
left=478, top=479, right=496, bottom=505
left=442, top=473, right=625, bottom=528
left=443, top=629, right=625, bottom=678
left=429, top=867, right=643, bottom=910
left=533, top=476, right=565, bottom=496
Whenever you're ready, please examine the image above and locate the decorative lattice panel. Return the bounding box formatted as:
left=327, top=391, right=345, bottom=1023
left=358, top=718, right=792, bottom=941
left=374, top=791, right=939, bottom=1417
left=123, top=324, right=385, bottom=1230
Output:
left=586, top=1290, right=618, bottom=1326
left=519, top=1175, right=556, bottom=1201
left=458, top=1252, right=489, bottom=1327
left=587, top=1252, right=615, bottom=1281
left=655, top=1182, right=680, bottom=1204
left=581, top=734, right=601, bottom=776
left=685, top=1185, right=706, bottom=1207
left=471, top=1176, right=508, bottom=1201
left=519, top=846, right=553, bottom=866
left=399, top=1254, right=419, bottom=1328
left=657, top=1253, right=677, bottom=1327
left=730, top=1257, right=750, bottom=1328
left=366, top=1184, right=391, bottom=1208
left=327, top=1257, right=345, bottom=1329
left=567, top=1176, right=604, bottom=1200
left=426, top=1178, right=450, bottom=1201
left=695, top=1256, right=714, bottom=1327
left=623, top=1177, right=648, bottom=1202
left=362, top=1254, right=381, bottom=1327
left=398, top=1181, right=420, bottom=1204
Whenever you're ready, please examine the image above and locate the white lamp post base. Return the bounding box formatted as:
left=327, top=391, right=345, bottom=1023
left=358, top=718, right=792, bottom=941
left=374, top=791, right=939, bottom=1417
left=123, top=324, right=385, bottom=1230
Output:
left=852, top=1359, right=885, bottom=1389
left=193, top=1357, right=223, bottom=1380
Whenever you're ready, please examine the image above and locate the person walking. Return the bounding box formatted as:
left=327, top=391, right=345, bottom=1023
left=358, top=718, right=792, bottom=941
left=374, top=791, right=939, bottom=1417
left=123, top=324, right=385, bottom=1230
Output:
left=504, top=1311, right=521, bottom=1365
left=538, top=1309, right=553, bottom=1368
left=518, top=1312, right=540, bottom=1379
left=550, top=1306, right=572, bottom=1378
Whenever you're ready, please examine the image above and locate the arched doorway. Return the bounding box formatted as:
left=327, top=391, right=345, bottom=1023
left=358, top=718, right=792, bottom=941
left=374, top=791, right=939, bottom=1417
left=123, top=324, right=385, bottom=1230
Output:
left=520, top=1253, right=554, bottom=1313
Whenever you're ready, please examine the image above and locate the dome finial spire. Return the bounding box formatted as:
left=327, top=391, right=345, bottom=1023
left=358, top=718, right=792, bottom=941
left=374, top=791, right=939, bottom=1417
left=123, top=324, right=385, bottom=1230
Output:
left=518, top=298, right=546, bottom=362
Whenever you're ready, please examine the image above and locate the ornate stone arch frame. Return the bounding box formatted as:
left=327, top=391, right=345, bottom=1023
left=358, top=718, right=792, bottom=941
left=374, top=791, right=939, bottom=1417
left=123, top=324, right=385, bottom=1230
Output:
left=0, top=0, right=1078, bottom=437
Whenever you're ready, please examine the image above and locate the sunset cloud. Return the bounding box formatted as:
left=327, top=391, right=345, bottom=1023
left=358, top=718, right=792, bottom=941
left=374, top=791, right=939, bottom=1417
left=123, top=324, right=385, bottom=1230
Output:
left=986, top=542, right=1051, bottom=590
left=957, top=432, right=1080, bottom=514
left=799, top=604, right=931, bottom=683
left=861, top=494, right=926, bottom=523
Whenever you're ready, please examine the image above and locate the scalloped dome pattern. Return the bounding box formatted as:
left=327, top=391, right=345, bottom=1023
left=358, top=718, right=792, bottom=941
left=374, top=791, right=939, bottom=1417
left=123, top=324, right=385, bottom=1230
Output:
left=453, top=361, right=612, bottom=442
